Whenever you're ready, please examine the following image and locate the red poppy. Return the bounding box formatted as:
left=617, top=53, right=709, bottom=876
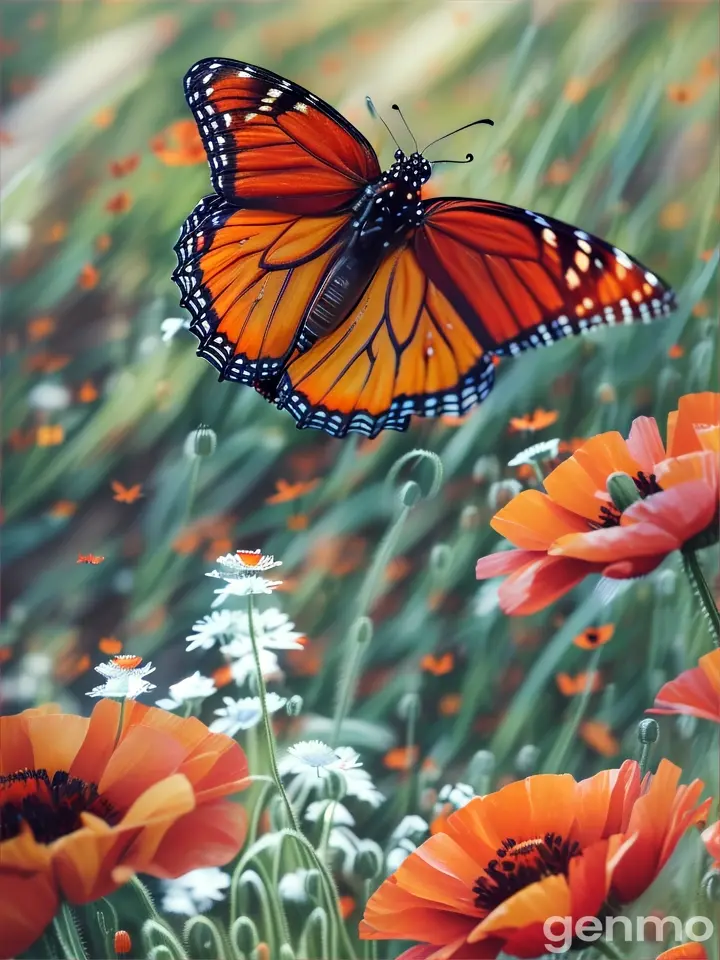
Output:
left=0, top=700, right=249, bottom=956
left=649, top=648, right=720, bottom=723
left=361, top=760, right=710, bottom=960
left=476, top=393, right=719, bottom=614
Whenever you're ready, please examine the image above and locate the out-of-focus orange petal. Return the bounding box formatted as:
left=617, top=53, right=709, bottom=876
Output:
left=649, top=649, right=720, bottom=723
left=668, top=392, right=720, bottom=457
left=657, top=945, right=707, bottom=960
left=701, top=819, right=720, bottom=866
left=0, top=854, right=58, bottom=957
left=497, top=555, right=603, bottom=615
left=656, top=450, right=718, bottom=499
left=550, top=523, right=679, bottom=563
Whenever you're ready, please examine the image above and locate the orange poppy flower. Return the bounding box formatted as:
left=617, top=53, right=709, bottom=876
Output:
left=420, top=653, right=455, bottom=676
left=476, top=393, right=719, bottom=615
left=78, top=263, right=99, bottom=289
left=98, top=637, right=123, bottom=655
left=105, top=191, right=132, bottom=214
left=36, top=425, right=64, bottom=447
left=573, top=624, right=614, bottom=649
left=438, top=693, right=462, bottom=716
left=657, top=947, right=707, bottom=960
left=0, top=699, right=249, bottom=957
left=702, top=819, right=720, bottom=868
left=77, top=553, right=104, bottom=565
left=668, top=344, right=684, bottom=359
left=509, top=408, right=559, bottom=433
left=151, top=119, right=205, bottom=166
left=109, top=154, right=140, bottom=177
left=649, top=648, right=720, bottom=723
left=27, top=316, right=56, bottom=341
left=48, top=500, right=76, bottom=519
left=383, top=746, right=419, bottom=771
left=77, top=380, right=99, bottom=403
left=265, top=478, right=319, bottom=504
left=361, top=760, right=710, bottom=960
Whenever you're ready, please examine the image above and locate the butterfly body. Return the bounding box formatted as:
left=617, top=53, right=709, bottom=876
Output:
left=174, top=58, right=675, bottom=438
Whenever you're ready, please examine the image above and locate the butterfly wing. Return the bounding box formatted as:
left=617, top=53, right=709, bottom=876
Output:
left=184, top=58, right=381, bottom=214
left=274, top=243, right=496, bottom=438
left=414, top=198, right=676, bottom=355
left=174, top=194, right=355, bottom=385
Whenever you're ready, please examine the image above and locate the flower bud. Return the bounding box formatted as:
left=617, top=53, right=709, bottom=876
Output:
left=487, top=479, right=522, bottom=510
left=637, top=718, right=659, bottom=745
left=232, top=917, right=259, bottom=955
left=430, top=543, right=452, bottom=578
left=303, top=868, right=323, bottom=902
left=515, top=744, right=540, bottom=776
left=286, top=695, right=303, bottom=717
left=278, top=945, right=296, bottom=960
left=702, top=869, right=720, bottom=903
left=353, top=840, right=383, bottom=880
left=472, top=455, right=500, bottom=485
left=184, top=423, right=217, bottom=459
left=606, top=471, right=641, bottom=513
left=397, top=691, right=420, bottom=721
left=459, top=505, right=480, bottom=530
left=350, top=616, right=373, bottom=646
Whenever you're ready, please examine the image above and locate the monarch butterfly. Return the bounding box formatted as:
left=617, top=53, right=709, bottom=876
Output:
left=173, top=58, right=675, bottom=439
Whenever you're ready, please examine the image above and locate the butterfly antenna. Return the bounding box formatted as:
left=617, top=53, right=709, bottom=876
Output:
left=430, top=153, right=474, bottom=166
left=366, top=96, right=402, bottom=152
left=391, top=103, right=418, bottom=153
left=422, top=118, right=494, bottom=153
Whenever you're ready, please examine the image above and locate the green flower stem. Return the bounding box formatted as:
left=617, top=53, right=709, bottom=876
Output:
left=542, top=647, right=603, bottom=773
left=130, top=875, right=164, bottom=924
left=283, top=828, right=357, bottom=960
left=183, top=916, right=227, bottom=960
left=246, top=593, right=300, bottom=833
left=593, top=939, right=625, bottom=959
left=318, top=799, right=337, bottom=865
left=53, top=904, right=88, bottom=960
left=113, top=698, right=126, bottom=748
left=682, top=549, right=720, bottom=645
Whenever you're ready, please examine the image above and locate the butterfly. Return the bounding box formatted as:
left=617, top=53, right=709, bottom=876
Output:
left=111, top=481, right=143, bottom=504
left=173, top=58, right=676, bottom=439
left=77, top=553, right=105, bottom=565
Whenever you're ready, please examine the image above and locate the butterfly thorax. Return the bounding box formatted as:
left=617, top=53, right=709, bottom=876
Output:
left=301, top=151, right=432, bottom=343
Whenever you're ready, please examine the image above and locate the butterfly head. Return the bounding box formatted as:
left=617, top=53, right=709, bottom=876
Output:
left=389, top=149, right=432, bottom=186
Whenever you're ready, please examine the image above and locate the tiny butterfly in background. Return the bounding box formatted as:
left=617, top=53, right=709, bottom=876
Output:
left=111, top=481, right=143, bottom=504
left=173, top=58, right=675, bottom=439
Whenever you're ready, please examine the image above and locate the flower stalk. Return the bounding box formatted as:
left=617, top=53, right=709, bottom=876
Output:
left=682, top=548, right=720, bottom=645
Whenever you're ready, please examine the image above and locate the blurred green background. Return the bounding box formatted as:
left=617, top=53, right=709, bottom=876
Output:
left=1, top=1, right=719, bottom=939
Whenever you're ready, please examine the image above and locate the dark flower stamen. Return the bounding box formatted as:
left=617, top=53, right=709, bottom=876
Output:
left=474, top=832, right=582, bottom=912
left=0, top=768, right=119, bottom=844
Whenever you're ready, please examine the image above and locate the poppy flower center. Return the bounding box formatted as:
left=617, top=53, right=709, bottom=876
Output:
left=592, top=471, right=663, bottom=528
left=473, top=832, right=581, bottom=912
left=0, top=768, right=119, bottom=844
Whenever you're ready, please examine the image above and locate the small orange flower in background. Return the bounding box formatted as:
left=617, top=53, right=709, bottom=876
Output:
left=573, top=624, right=614, bottom=649
left=265, top=478, right=319, bottom=504
left=286, top=514, right=309, bottom=531
left=556, top=671, right=602, bottom=696
left=649, top=648, right=720, bottom=724
left=36, top=425, right=64, bottom=447
left=27, top=316, right=56, bottom=341
left=98, top=637, right=123, bottom=655
left=46, top=221, right=67, bottom=244
left=78, top=263, right=99, bottom=289
left=660, top=200, right=689, bottom=230
left=361, top=760, right=710, bottom=960
left=151, top=119, right=205, bottom=165
left=24, top=353, right=71, bottom=374
left=438, top=693, right=462, bottom=716
left=95, top=233, right=112, bottom=253
left=476, top=393, right=719, bottom=615
left=509, top=408, right=559, bottom=433
left=338, top=895, right=355, bottom=919
left=92, top=106, right=116, bottom=128
left=668, top=344, right=685, bottom=359
left=111, top=481, right=143, bottom=504
left=0, top=700, right=249, bottom=956
left=109, top=154, right=140, bottom=177
left=383, top=745, right=419, bottom=771
left=105, top=191, right=132, bottom=214
left=420, top=652, right=455, bottom=676
left=579, top=720, right=620, bottom=756
left=47, top=500, right=76, bottom=520
left=563, top=76, right=589, bottom=103
left=77, top=380, right=99, bottom=403
left=77, top=553, right=104, bottom=565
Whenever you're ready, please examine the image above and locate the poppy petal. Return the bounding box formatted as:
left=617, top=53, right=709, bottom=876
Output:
left=498, top=555, right=602, bottom=615
left=491, top=490, right=589, bottom=550
left=649, top=650, right=720, bottom=723
left=626, top=416, right=666, bottom=472
left=475, top=549, right=539, bottom=578
left=148, top=798, right=248, bottom=877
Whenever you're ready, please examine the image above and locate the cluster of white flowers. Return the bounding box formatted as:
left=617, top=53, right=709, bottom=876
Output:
left=280, top=740, right=385, bottom=809
left=161, top=867, right=230, bottom=915
left=86, top=655, right=156, bottom=700
left=206, top=550, right=283, bottom=606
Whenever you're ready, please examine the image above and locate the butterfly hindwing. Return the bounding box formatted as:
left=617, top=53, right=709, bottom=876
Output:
left=184, top=58, right=381, bottom=214
left=275, top=244, right=496, bottom=438
left=415, top=198, right=676, bottom=356
left=173, top=194, right=353, bottom=386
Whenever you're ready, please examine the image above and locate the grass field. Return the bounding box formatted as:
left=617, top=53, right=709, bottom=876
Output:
left=1, top=2, right=719, bottom=959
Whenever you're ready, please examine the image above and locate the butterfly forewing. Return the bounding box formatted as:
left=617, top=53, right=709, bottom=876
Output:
left=183, top=58, right=380, bottom=214
left=416, top=199, right=676, bottom=356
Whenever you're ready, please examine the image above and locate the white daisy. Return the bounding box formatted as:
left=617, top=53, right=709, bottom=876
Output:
left=160, top=867, right=230, bottom=915
left=156, top=671, right=216, bottom=710
left=219, top=607, right=304, bottom=654
left=185, top=610, right=238, bottom=652
left=230, top=647, right=284, bottom=686
left=28, top=382, right=72, bottom=411
left=282, top=740, right=340, bottom=774
left=280, top=742, right=385, bottom=808
left=217, top=549, right=282, bottom=575
left=390, top=815, right=429, bottom=843
left=209, top=575, right=283, bottom=605
left=86, top=656, right=156, bottom=701
left=507, top=438, right=560, bottom=467
left=209, top=693, right=286, bottom=736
